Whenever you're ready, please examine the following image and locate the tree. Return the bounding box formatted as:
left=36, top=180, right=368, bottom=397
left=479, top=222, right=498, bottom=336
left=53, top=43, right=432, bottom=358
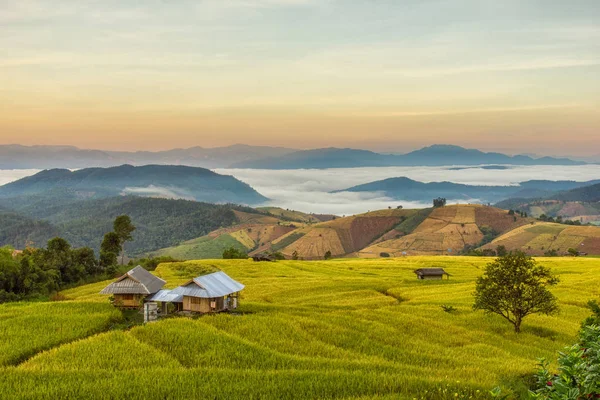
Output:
left=433, top=197, right=447, bottom=208
left=495, top=245, right=507, bottom=257
left=222, top=247, right=248, bottom=259
left=567, top=248, right=579, bottom=256
left=291, top=250, right=299, bottom=260
left=324, top=250, right=332, bottom=260
left=100, top=232, right=121, bottom=270
left=113, top=215, right=135, bottom=264
left=473, top=252, right=559, bottom=333
left=72, top=247, right=99, bottom=275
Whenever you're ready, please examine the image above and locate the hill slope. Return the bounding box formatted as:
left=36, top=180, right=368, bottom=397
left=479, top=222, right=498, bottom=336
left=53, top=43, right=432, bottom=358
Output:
left=150, top=210, right=301, bottom=259
left=267, top=209, right=414, bottom=259
left=339, top=177, right=600, bottom=204
left=0, top=196, right=267, bottom=255
left=359, top=204, right=531, bottom=257
left=480, top=222, right=600, bottom=255
left=0, top=164, right=267, bottom=205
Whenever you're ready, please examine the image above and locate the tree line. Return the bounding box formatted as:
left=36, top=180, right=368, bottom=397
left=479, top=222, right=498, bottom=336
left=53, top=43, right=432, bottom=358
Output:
left=0, top=215, right=135, bottom=303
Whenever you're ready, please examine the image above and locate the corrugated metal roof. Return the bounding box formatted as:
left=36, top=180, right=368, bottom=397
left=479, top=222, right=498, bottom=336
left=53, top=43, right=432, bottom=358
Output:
left=171, top=271, right=244, bottom=298
left=147, top=289, right=184, bottom=303
left=100, top=266, right=166, bottom=295
left=414, top=268, right=449, bottom=276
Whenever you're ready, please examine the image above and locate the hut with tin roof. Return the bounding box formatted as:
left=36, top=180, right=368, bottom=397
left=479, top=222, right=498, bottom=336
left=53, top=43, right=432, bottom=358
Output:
left=414, top=268, right=450, bottom=280
left=170, top=271, right=244, bottom=313
left=100, top=266, right=166, bottom=308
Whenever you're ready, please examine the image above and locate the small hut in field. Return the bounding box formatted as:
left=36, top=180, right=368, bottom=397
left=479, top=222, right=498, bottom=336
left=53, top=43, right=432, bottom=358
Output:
left=252, top=253, right=275, bottom=262
left=414, top=268, right=450, bottom=280
left=100, top=266, right=166, bottom=308
left=170, top=271, right=244, bottom=313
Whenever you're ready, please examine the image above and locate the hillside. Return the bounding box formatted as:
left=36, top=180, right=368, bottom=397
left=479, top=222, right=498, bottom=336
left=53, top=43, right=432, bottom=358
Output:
left=256, top=207, right=336, bottom=223
left=495, top=183, right=600, bottom=225
left=2, top=257, right=598, bottom=399
left=151, top=212, right=300, bottom=259
left=480, top=222, right=600, bottom=255
left=232, top=144, right=583, bottom=169
left=266, top=209, right=414, bottom=259
left=0, top=196, right=267, bottom=255
left=0, top=164, right=268, bottom=205
left=339, top=177, right=600, bottom=204
left=359, top=204, right=531, bottom=257
left=552, top=182, right=600, bottom=202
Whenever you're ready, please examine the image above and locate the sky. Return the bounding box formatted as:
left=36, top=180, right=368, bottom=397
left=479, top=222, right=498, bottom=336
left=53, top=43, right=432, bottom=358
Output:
left=1, top=0, right=599, bottom=156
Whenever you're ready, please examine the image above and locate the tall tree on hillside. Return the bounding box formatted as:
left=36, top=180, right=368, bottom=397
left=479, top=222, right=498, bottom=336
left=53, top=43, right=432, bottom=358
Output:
left=100, top=232, right=121, bottom=273
left=113, top=215, right=136, bottom=264
left=433, top=197, right=447, bottom=207
left=473, top=251, right=559, bottom=333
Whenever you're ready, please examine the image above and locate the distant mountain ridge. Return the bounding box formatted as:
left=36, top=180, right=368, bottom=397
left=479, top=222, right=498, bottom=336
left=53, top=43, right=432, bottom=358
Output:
left=0, top=144, right=296, bottom=169
left=336, top=177, right=600, bottom=204
left=232, top=144, right=585, bottom=169
left=0, top=143, right=585, bottom=169
left=0, top=164, right=268, bottom=205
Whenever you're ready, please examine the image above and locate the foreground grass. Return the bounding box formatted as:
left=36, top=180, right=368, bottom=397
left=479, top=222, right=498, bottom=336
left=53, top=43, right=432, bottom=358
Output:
left=1, top=256, right=599, bottom=399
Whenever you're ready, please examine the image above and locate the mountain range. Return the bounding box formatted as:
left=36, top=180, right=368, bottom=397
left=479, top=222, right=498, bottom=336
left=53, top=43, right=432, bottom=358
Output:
left=0, top=165, right=267, bottom=205
left=231, top=145, right=585, bottom=169
left=336, top=177, right=600, bottom=204
left=0, top=144, right=296, bottom=169
left=0, top=144, right=586, bottom=170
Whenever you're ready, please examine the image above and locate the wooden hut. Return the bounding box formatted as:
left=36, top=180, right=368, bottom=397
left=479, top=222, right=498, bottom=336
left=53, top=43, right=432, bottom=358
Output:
left=100, top=266, right=166, bottom=308
left=414, top=268, right=450, bottom=280
left=170, top=271, right=244, bottom=313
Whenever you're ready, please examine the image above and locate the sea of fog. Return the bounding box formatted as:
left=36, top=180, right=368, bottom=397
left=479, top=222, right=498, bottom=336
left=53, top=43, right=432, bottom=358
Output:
left=1, top=165, right=599, bottom=216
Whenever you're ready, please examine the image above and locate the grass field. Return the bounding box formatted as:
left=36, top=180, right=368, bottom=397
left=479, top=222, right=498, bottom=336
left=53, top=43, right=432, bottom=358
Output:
left=2, top=256, right=599, bottom=399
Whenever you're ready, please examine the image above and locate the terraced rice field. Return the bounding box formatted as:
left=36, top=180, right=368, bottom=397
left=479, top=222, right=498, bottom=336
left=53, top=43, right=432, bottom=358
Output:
left=2, top=257, right=599, bottom=399
left=482, top=222, right=600, bottom=255
left=360, top=205, right=529, bottom=257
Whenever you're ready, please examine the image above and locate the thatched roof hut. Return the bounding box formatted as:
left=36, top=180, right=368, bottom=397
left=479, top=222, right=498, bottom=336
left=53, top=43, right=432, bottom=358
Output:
left=414, top=268, right=450, bottom=280
left=100, top=266, right=166, bottom=307
left=170, top=271, right=244, bottom=313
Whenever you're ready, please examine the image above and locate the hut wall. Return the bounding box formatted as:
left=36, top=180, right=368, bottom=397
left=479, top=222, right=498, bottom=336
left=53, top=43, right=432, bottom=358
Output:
left=422, top=275, right=443, bottom=280
left=114, top=294, right=145, bottom=307
left=183, top=296, right=229, bottom=313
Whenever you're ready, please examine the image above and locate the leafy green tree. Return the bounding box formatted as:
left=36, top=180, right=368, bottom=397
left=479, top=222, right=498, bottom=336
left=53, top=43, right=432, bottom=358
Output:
left=100, top=232, right=121, bottom=270
left=567, top=248, right=579, bottom=256
left=222, top=247, right=248, bottom=259
left=324, top=250, right=332, bottom=260
left=269, top=251, right=286, bottom=260
left=473, top=252, right=559, bottom=333
left=495, top=245, right=507, bottom=257
left=43, top=237, right=85, bottom=284
left=113, top=215, right=135, bottom=264
left=433, top=197, right=447, bottom=208
left=72, top=247, right=99, bottom=275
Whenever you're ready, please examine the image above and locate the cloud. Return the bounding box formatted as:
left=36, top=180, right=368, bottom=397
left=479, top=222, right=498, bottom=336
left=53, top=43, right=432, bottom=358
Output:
left=217, top=164, right=600, bottom=214
left=121, top=185, right=195, bottom=200
left=0, top=169, right=41, bottom=186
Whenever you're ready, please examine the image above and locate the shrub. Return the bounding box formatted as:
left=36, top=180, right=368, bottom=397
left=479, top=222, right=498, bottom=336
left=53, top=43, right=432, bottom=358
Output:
left=530, top=325, right=600, bottom=399
left=222, top=247, right=248, bottom=259
left=441, top=304, right=457, bottom=313
left=380, top=252, right=390, bottom=258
